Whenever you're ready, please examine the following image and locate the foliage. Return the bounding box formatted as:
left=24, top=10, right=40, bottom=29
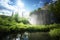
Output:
left=49, top=28, right=60, bottom=37
left=0, top=15, right=60, bottom=39
left=49, top=28, right=60, bottom=40
left=19, top=17, right=29, bottom=24
left=0, top=14, right=29, bottom=32
left=0, top=18, right=60, bottom=32
left=13, top=13, right=29, bottom=24
left=49, top=0, right=60, bottom=23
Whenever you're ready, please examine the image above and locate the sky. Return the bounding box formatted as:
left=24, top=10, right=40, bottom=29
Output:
left=0, top=0, right=52, bottom=17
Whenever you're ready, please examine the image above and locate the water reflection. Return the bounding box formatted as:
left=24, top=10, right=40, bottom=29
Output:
left=0, top=32, right=57, bottom=40
left=0, top=32, right=28, bottom=40
left=23, top=32, right=28, bottom=40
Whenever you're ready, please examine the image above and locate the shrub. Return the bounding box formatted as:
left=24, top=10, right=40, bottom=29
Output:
left=49, top=28, right=60, bottom=37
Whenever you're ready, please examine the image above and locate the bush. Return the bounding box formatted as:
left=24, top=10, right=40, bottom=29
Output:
left=49, top=28, right=60, bottom=40
left=49, top=28, right=60, bottom=37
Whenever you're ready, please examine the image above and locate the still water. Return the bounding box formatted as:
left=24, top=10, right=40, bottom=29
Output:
left=0, top=32, right=52, bottom=40
left=0, top=32, right=28, bottom=40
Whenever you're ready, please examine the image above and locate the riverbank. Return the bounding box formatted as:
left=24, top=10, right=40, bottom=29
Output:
left=0, top=24, right=60, bottom=32
left=0, top=24, right=60, bottom=40
left=0, top=24, right=60, bottom=35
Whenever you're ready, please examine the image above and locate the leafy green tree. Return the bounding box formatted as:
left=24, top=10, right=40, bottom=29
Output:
left=13, top=13, right=29, bottom=24
left=13, top=13, right=19, bottom=22
left=49, top=0, right=60, bottom=23
left=19, top=17, right=29, bottom=24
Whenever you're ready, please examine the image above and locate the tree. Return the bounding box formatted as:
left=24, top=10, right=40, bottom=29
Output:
left=13, top=13, right=19, bottom=22
left=49, top=0, right=60, bottom=23
left=13, top=13, right=29, bottom=24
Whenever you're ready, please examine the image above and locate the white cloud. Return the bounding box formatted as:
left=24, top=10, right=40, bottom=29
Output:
left=33, top=1, right=43, bottom=7
left=0, top=10, right=12, bottom=16
left=16, top=0, right=24, bottom=8
left=0, top=0, right=30, bottom=18
left=0, top=0, right=16, bottom=11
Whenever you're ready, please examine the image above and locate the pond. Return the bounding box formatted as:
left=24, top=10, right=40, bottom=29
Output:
left=0, top=32, right=57, bottom=40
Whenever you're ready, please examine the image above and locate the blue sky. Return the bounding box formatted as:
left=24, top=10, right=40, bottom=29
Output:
left=0, top=0, right=52, bottom=17
left=22, top=0, right=52, bottom=11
